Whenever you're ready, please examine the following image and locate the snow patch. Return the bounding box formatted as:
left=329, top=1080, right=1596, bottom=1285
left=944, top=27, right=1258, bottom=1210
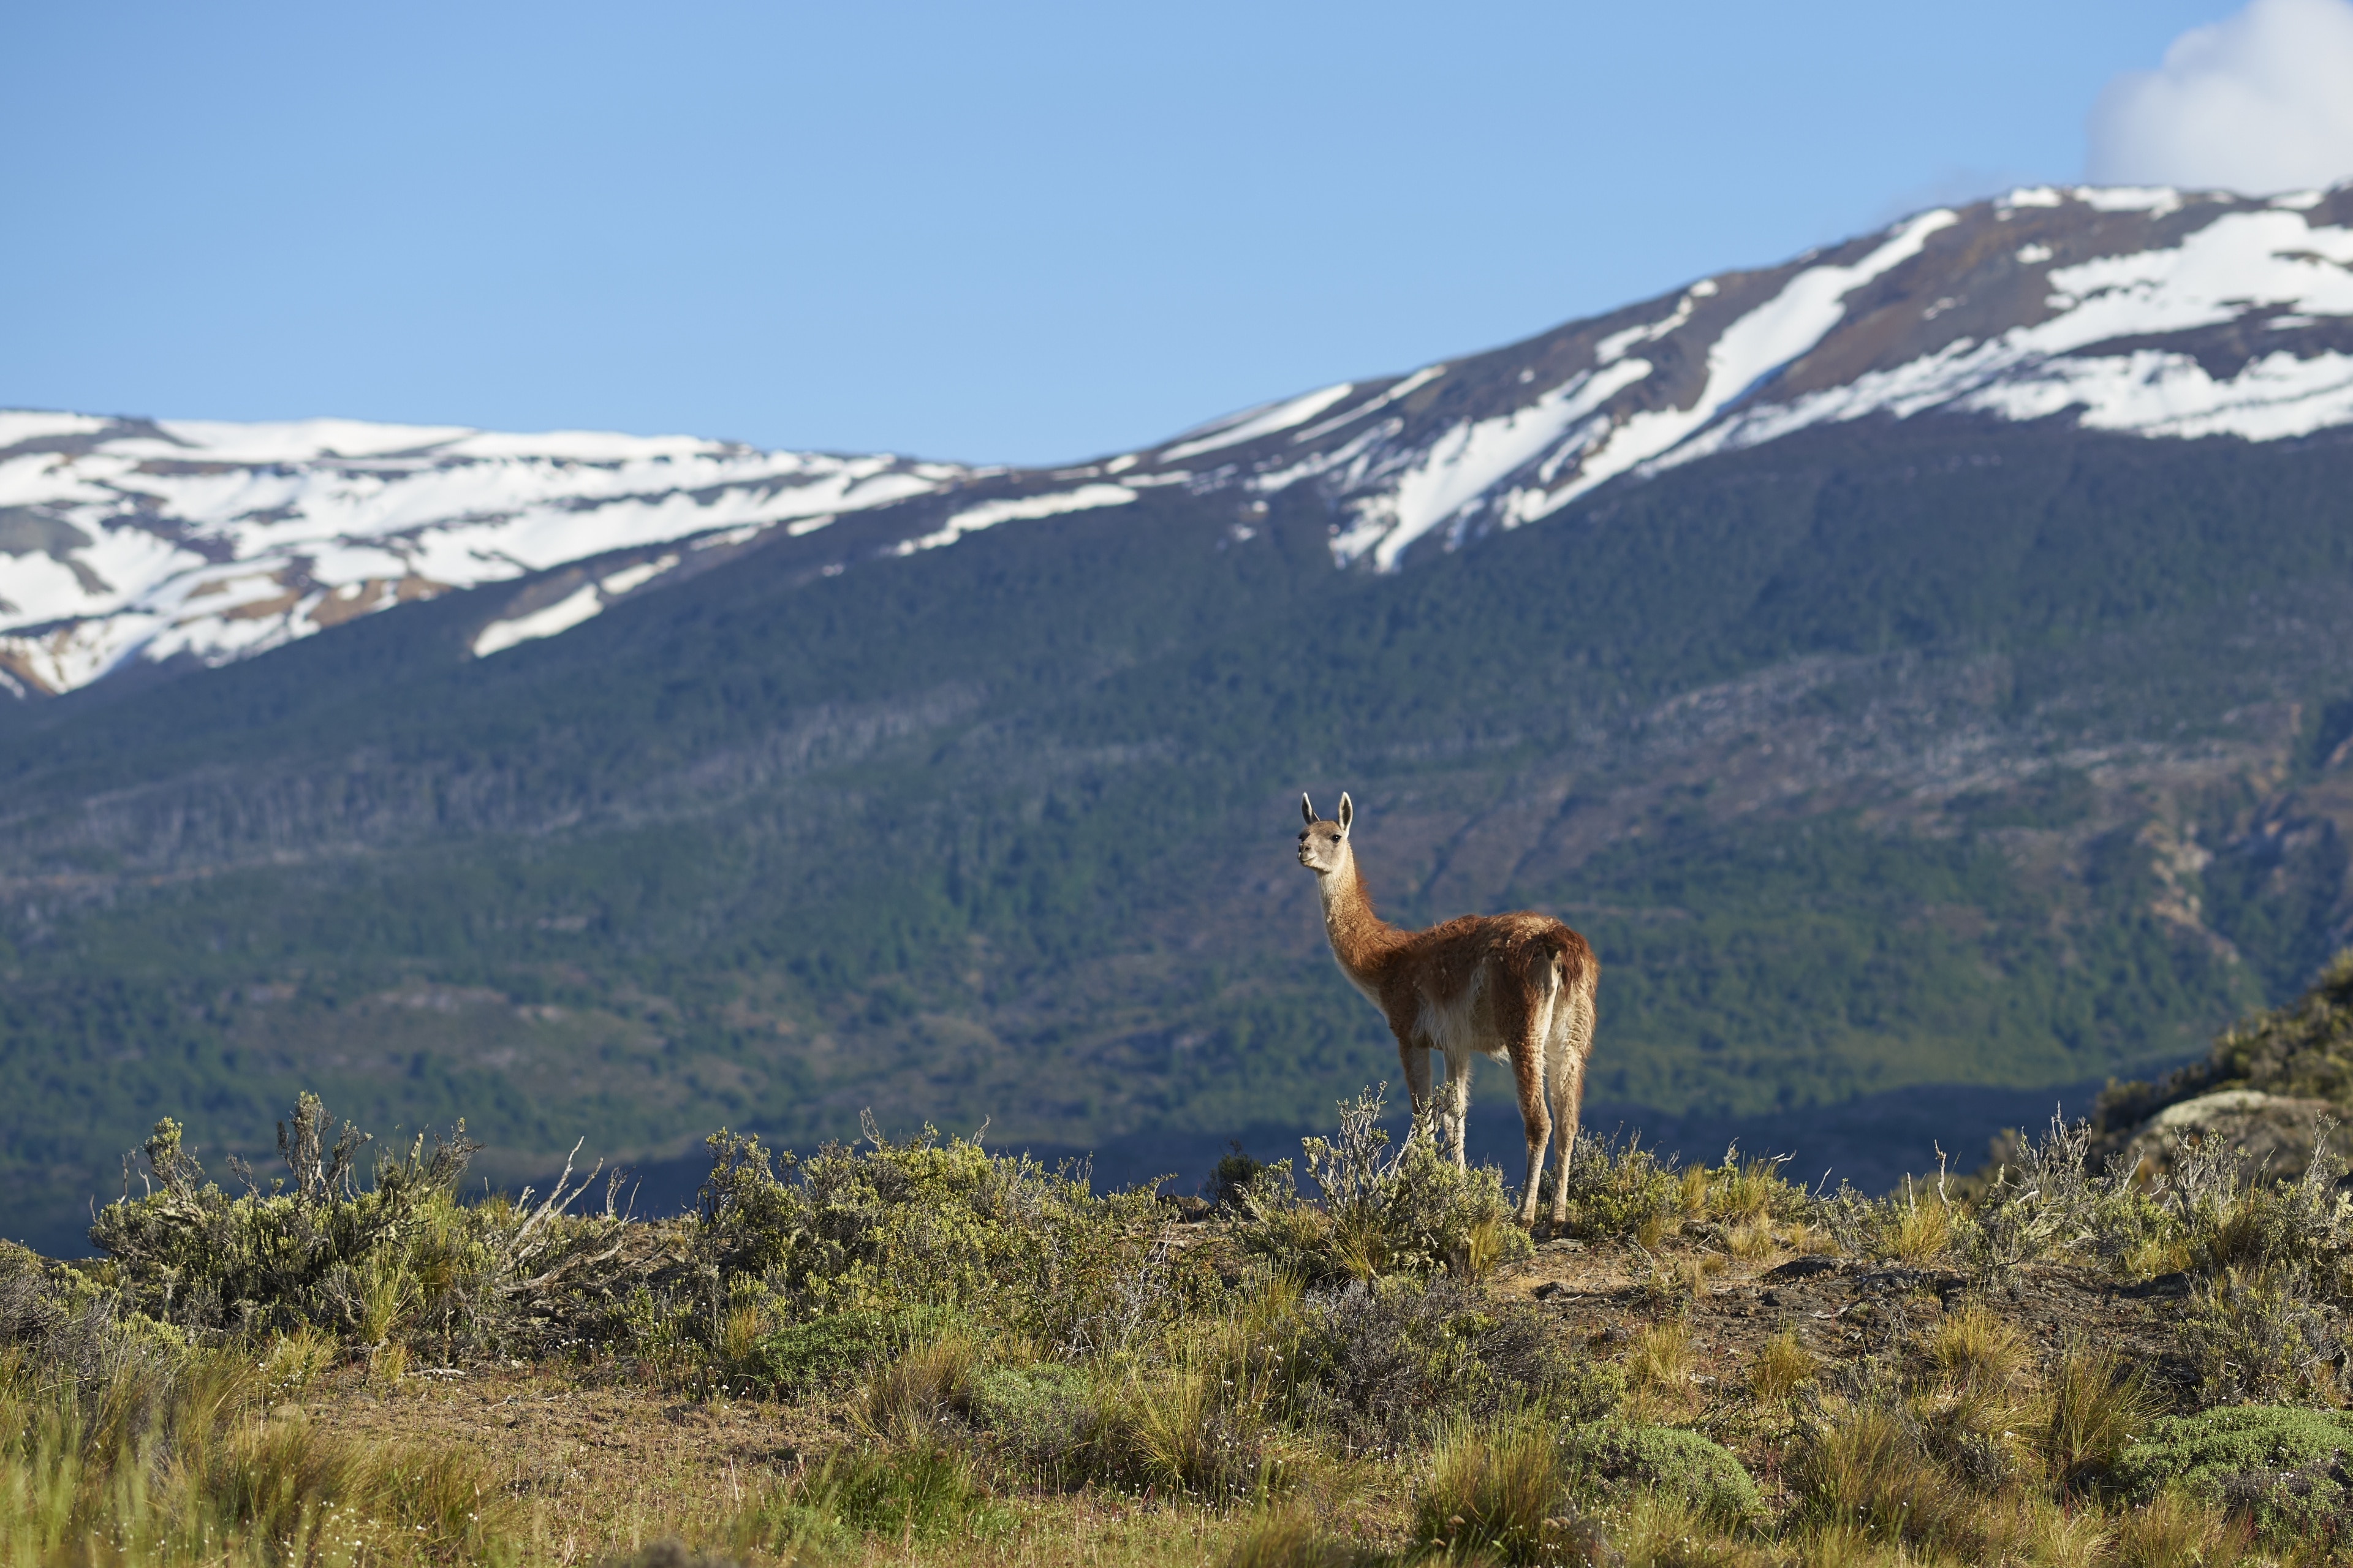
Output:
left=2074, top=186, right=2184, bottom=216
left=1332, top=360, right=1653, bottom=570
left=474, top=584, right=604, bottom=657
left=1642, top=205, right=2353, bottom=463
left=1287, top=366, right=1446, bottom=444
left=153, top=418, right=476, bottom=461
left=0, top=411, right=113, bottom=450
left=1596, top=290, right=1701, bottom=363
left=1521, top=208, right=1960, bottom=515
left=1157, top=384, right=1355, bottom=461
left=893, top=484, right=1139, bottom=555
left=600, top=555, right=678, bottom=595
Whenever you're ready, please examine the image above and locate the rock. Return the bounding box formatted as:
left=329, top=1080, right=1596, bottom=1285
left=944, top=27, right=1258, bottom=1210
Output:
left=1762, top=1256, right=1841, bottom=1283
left=2120, top=1088, right=2343, bottom=1181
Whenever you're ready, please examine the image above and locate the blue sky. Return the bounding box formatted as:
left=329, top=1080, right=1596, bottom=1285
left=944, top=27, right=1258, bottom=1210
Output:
left=0, top=1, right=2297, bottom=464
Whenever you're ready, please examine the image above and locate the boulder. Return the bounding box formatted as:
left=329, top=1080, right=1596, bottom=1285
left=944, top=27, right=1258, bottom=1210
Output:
left=2120, top=1089, right=2343, bottom=1182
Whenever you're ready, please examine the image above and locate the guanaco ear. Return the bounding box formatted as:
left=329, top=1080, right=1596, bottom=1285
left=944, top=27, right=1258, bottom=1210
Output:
left=1301, top=793, right=1316, bottom=825
left=1337, top=792, right=1354, bottom=834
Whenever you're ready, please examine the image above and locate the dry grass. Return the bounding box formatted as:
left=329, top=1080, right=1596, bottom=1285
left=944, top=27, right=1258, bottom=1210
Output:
left=1624, top=1320, right=1705, bottom=1422
left=1745, top=1328, right=1816, bottom=1406
left=1926, top=1299, right=2031, bottom=1394
left=1884, top=1184, right=1952, bottom=1265
left=2113, top=1488, right=2251, bottom=1568
left=1414, top=1412, right=1593, bottom=1564
left=2039, top=1338, right=2162, bottom=1490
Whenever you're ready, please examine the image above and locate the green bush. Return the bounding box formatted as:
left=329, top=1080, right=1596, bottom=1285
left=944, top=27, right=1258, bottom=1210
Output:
left=2111, top=1406, right=2353, bottom=1541
left=968, top=1362, right=1096, bottom=1474
left=699, top=1116, right=1197, bottom=1356
left=735, top=1441, right=1010, bottom=1548
left=1559, top=1419, right=1760, bottom=1524
left=78, top=1094, right=639, bottom=1360
left=1545, top=1131, right=1682, bottom=1243
left=745, top=1306, right=949, bottom=1395
left=2178, top=1264, right=2345, bottom=1407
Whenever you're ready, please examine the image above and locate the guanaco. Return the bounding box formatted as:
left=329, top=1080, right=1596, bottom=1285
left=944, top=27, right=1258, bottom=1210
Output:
left=1297, top=791, right=1597, bottom=1227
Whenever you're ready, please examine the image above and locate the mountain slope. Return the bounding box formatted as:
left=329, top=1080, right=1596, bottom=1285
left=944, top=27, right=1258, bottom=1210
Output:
left=4, top=184, right=2352, bottom=1254
left=8, top=183, right=2351, bottom=700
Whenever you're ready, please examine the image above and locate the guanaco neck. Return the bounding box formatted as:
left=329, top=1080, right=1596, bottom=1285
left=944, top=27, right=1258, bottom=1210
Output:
left=1317, top=850, right=1408, bottom=991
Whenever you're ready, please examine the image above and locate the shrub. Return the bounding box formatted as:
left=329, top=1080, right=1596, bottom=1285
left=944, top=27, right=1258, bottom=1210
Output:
left=743, top=1306, right=949, bottom=1395
left=2179, top=1266, right=2344, bottom=1407
left=1559, top=1420, right=1760, bottom=1524
left=968, top=1362, right=1096, bottom=1479
left=83, top=1095, right=638, bottom=1361
left=1547, top=1132, right=1681, bottom=1243
left=1211, top=1143, right=1268, bottom=1213
left=2112, top=1406, right=2353, bottom=1543
left=1287, top=1276, right=1600, bottom=1453
left=1235, top=1088, right=1531, bottom=1286
left=1960, top=1113, right=2169, bottom=1279
left=738, top=1441, right=1009, bottom=1547
left=705, top=1115, right=1192, bottom=1358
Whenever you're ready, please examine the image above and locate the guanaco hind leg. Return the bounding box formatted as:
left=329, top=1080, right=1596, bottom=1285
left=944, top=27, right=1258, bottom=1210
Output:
left=1512, top=982, right=1561, bottom=1226
left=1548, top=982, right=1597, bottom=1226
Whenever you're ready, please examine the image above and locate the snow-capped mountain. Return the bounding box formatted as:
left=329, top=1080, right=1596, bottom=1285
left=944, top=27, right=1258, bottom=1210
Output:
left=0, top=414, right=975, bottom=697
left=7, top=181, right=2350, bottom=697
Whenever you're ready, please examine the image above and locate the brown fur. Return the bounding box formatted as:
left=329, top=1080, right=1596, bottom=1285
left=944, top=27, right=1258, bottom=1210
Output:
left=1297, top=791, right=1599, bottom=1227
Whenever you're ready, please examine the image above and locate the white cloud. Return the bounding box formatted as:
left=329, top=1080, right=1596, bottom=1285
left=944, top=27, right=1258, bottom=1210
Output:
left=2088, top=0, right=2353, bottom=194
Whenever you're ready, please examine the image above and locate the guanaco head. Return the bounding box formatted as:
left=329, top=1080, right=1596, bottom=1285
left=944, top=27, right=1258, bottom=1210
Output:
left=1297, top=791, right=1355, bottom=874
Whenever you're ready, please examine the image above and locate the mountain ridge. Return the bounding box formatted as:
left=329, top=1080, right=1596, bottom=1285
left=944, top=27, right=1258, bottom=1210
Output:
left=8, top=181, right=2351, bottom=702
